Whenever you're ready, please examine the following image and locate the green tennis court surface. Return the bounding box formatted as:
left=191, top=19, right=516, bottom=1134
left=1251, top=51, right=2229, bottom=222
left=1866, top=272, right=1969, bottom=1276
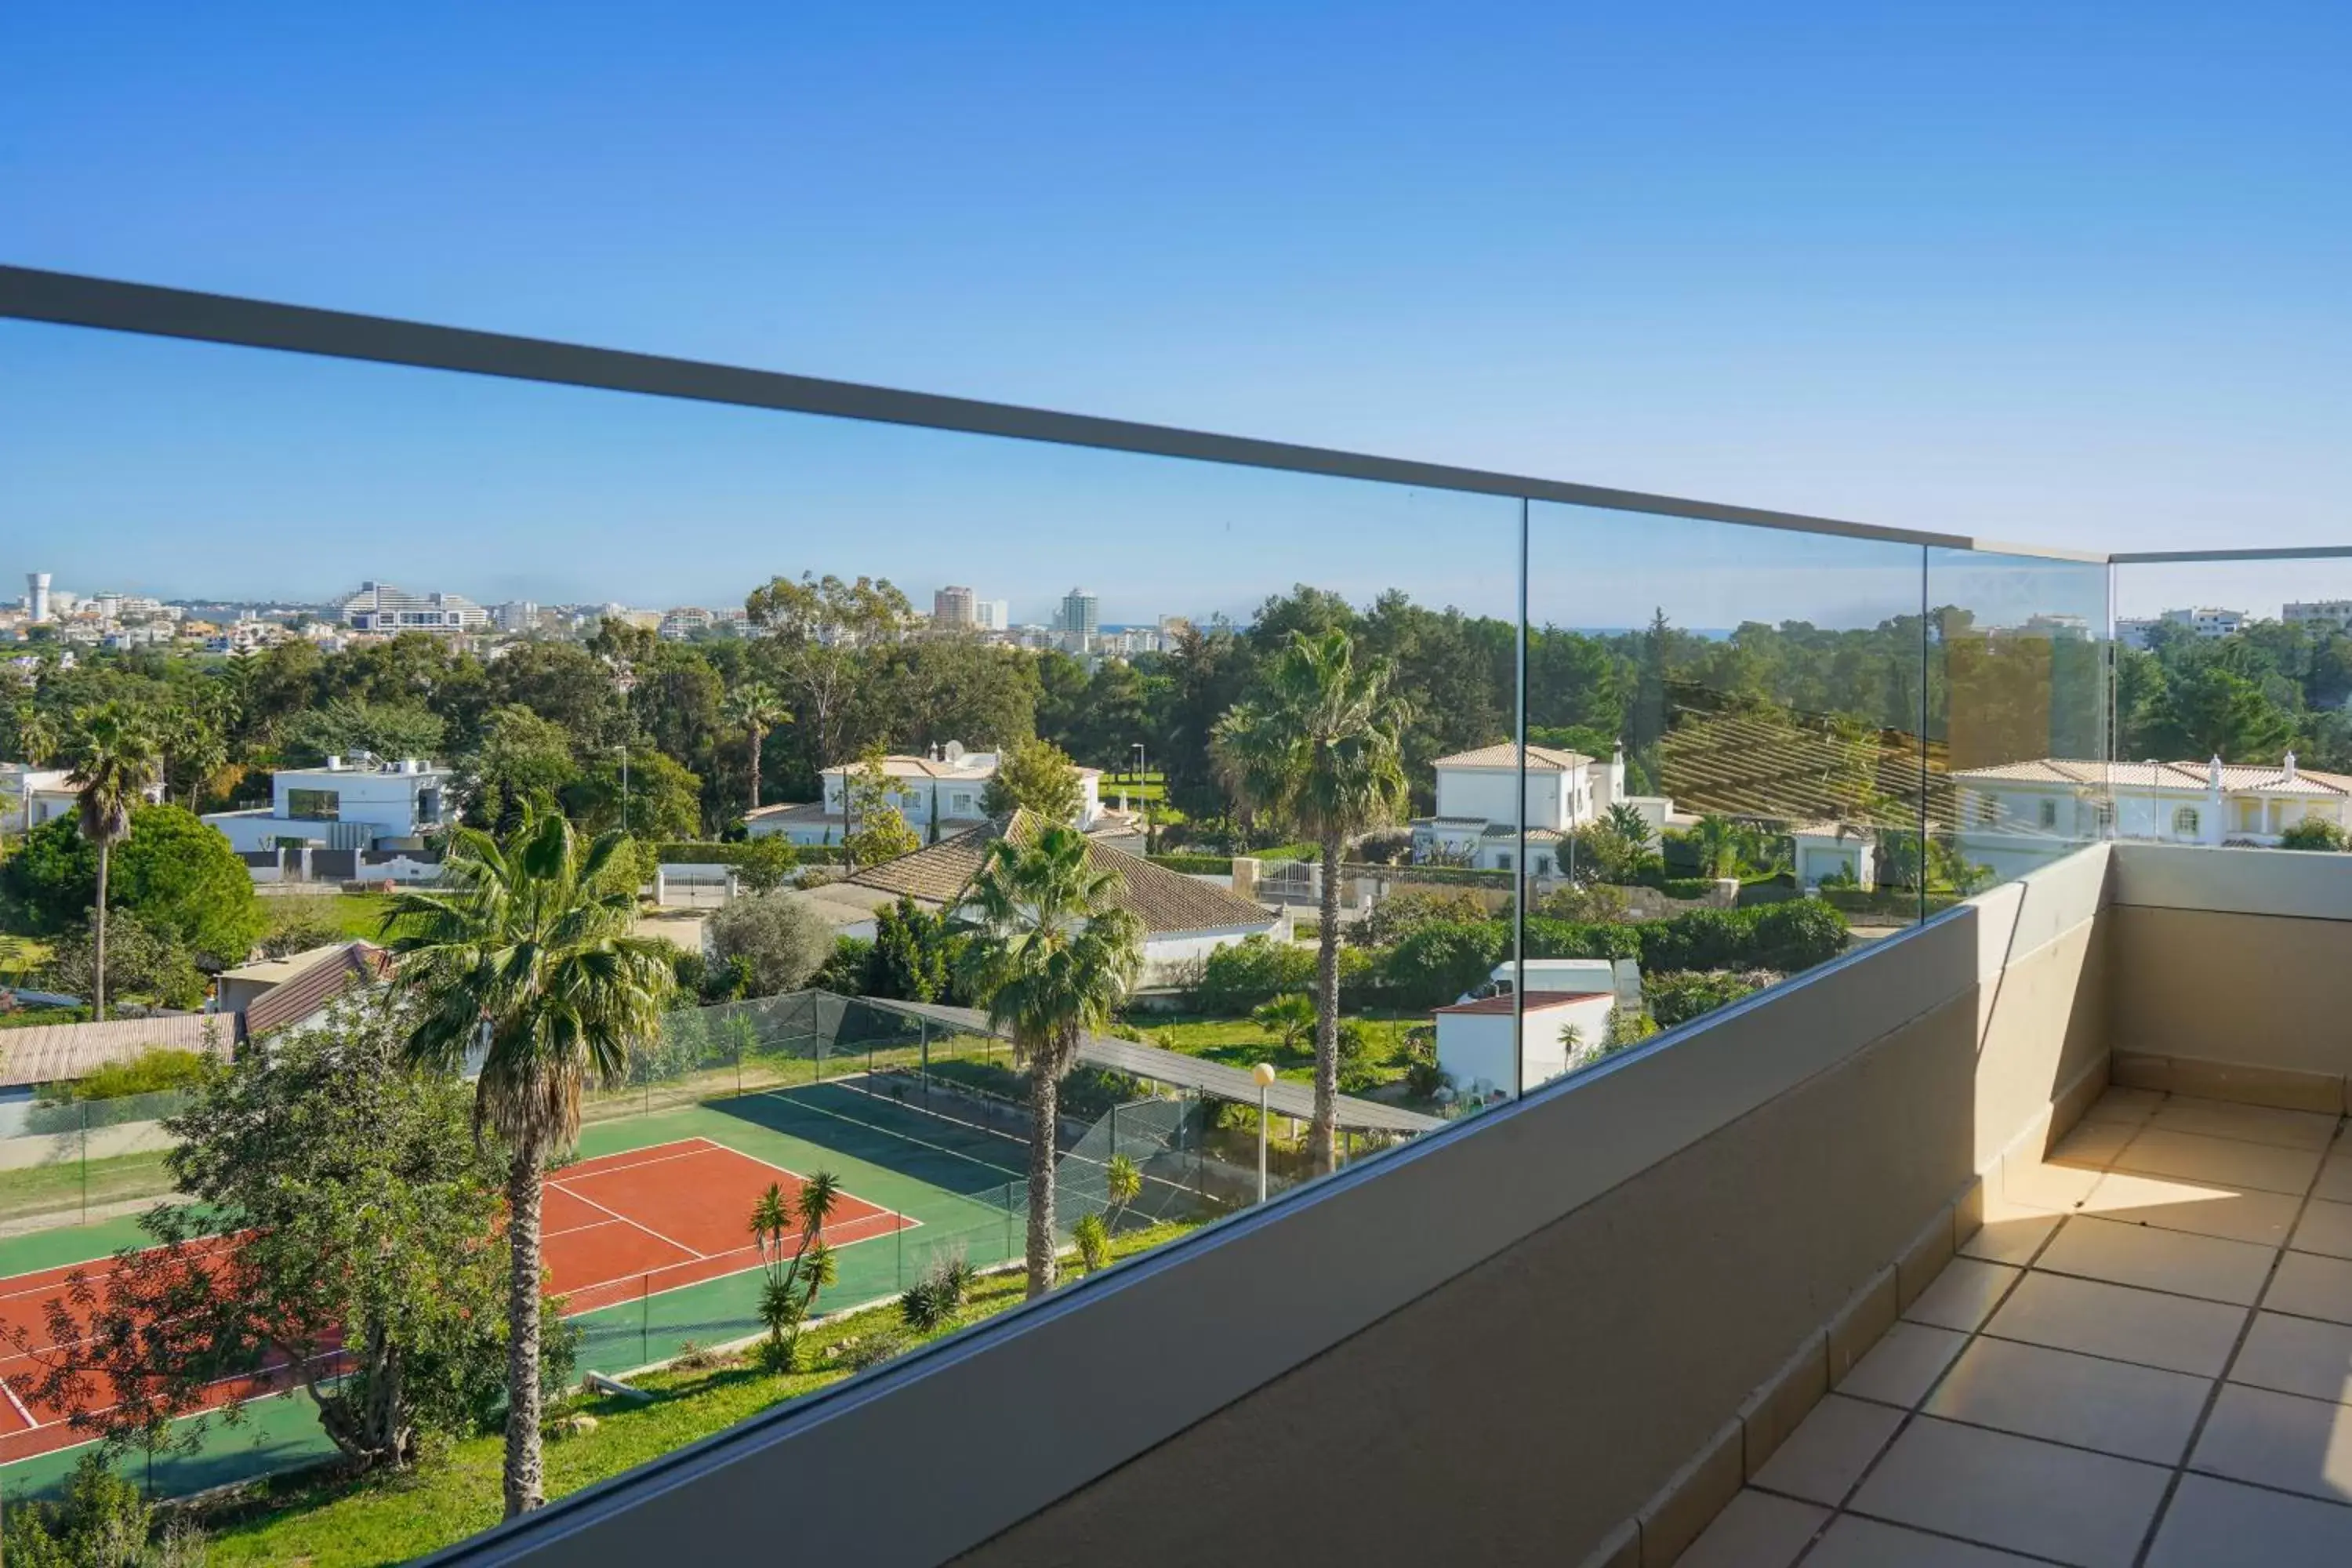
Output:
left=0, top=1077, right=1052, bottom=1501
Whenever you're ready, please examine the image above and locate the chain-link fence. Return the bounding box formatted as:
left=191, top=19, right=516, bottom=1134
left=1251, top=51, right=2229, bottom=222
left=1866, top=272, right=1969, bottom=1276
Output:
left=0, top=1087, right=200, bottom=1230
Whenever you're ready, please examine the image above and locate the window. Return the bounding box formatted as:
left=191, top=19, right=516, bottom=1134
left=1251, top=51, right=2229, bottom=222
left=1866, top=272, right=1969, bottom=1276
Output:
left=1495, top=852, right=1512, bottom=871
left=2174, top=806, right=2201, bottom=836
left=2038, top=799, right=2058, bottom=829
left=287, top=788, right=340, bottom=821
left=1975, top=795, right=2001, bottom=826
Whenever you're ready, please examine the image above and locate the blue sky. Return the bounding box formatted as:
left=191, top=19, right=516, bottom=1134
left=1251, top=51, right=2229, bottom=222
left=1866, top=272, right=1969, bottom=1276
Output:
left=3, top=2, right=2347, bottom=624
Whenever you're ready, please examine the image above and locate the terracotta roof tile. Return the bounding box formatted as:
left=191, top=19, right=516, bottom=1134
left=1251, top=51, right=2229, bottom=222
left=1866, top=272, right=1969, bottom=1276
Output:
left=244, top=942, right=392, bottom=1040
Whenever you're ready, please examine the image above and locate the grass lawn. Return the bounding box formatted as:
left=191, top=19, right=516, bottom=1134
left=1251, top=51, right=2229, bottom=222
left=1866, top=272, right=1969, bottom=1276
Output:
left=1138, top=1012, right=1424, bottom=1092
left=0, top=1147, right=175, bottom=1226
left=323, top=892, right=400, bottom=942
left=196, top=1221, right=1193, bottom=1567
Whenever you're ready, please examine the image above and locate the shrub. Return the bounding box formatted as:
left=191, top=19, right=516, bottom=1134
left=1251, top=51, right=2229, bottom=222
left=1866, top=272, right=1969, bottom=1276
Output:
left=706, top=892, right=837, bottom=998
left=837, top=1329, right=913, bottom=1371
left=38, top=909, right=208, bottom=1010
left=1644, top=970, right=1781, bottom=1029
left=899, top=1250, right=978, bottom=1331
left=1348, top=887, right=1491, bottom=949
left=1194, top=935, right=1316, bottom=1013
left=865, top=897, right=962, bottom=1004
left=1073, top=1212, right=1112, bottom=1273
left=3, top=1451, right=153, bottom=1567
left=1149, top=852, right=1236, bottom=876
left=2281, top=818, right=2348, bottom=851
left=1377, top=920, right=1510, bottom=1010
left=60, top=1047, right=214, bottom=1103
left=814, top=936, right=873, bottom=995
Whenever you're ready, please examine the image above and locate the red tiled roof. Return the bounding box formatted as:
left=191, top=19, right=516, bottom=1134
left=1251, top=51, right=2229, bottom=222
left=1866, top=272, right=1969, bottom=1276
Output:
left=1434, top=990, right=1613, bottom=1014
left=243, top=942, right=393, bottom=1040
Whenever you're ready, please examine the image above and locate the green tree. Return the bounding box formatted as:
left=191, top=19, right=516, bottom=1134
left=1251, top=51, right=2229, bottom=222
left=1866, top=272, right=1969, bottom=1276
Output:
left=1213, top=629, right=1409, bottom=1173
left=2146, top=665, right=2296, bottom=763
left=39, top=909, right=206, bottom=1011
left=958, top=826, right=1144, bottom=1296
left=463, top=706, right=577, bottom=832
left=706, top=891, right=837, bottom=998
left=724, top=681, right=790, bottom=815
left=980, top=736, right=1085, bottom=823
left=735, top=833, right=800, bottom=893
left=1604, top=801, right=1655, bottom=852
left=64, top=703, right=161, bottom=1022
left=841, top=751, right=920, bottom=867
left=745, top=573, right=917, bottom=775
left=1250, top=991, right=1318, bottom=1052
left=564, top=749, right=702, bottom=842
left=749, top=1174, right=842, bottom=1371
left=383, top=815, right=675, bottom=1518
left=0, top=1452, right=153, bottom=1567
left=7, top=1004, right=515, bottom=1472
left=867, top=895, right=956, bottom=1002
left=278, top=699, right=448, bottom=767
left=111, top=804, right=268, bottom=965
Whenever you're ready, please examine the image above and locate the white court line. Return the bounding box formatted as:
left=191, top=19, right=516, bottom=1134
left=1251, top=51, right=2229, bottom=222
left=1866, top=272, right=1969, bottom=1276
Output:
left=0, top=1377, right=33, bottom=1428
left=558, top=1137, right=722, bottom=1181
left=549, top=1183, right=705, bottom=1264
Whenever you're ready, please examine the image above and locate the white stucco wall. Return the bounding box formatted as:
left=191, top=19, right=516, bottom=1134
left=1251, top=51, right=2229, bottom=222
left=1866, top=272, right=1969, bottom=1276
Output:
left=1437, top=994, right=1617, bottom=1098
left=1434, top=768, right=1577, bottom=832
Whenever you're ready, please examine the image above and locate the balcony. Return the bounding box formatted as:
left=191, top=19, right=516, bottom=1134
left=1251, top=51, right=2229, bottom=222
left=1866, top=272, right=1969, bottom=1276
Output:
left=4, top=267, right=2351, bottom=1566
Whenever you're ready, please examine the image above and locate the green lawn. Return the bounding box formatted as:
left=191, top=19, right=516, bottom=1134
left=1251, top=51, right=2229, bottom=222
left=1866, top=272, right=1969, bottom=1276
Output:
left=1136, top=1012, right=1424, bottom=1093
left=194, top=1220, right=1192, bottom=1567
left=0, top=1147, right=176, bottom=1227
left=324, top=892, right=400, bottom=941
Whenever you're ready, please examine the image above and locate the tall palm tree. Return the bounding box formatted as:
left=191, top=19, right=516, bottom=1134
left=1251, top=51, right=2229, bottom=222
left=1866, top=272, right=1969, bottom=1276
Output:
left=960, top=825, right=1142, bottom=1297
left=1213, top=629, right=1408, bottom=1173
left=64, top=703, right=160, bottom=1022
left=383, top=814, right=673, bottom=1518
left=723, top=683, right=790, bottom=816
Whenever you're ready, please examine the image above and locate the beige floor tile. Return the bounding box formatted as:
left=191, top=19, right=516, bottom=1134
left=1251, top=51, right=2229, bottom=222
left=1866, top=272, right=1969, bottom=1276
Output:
left=2311, top=1156, right=2352, bottom=1207
left=2267, top=1250, right=2352, bottom=1327
left=1751, top=1395, right=1903, bottom=1506
left=2049, top=1120, right=2136, bottom=1169
left=1901, top=1258, right=2020, bottom=1333
left=2111, top=1127, right=2324, bottom=1196
left=2084, top=1170, right=2303, bottom=1246
left=1848, top=1416, right=2170, bottom=1567
left=2292, top=1198, right=2352, bottom=1261
left=1958, top=1209, right=2061, bottom=1268
left=1802, top=1515, right=2045, bottom=1566
left=1924, top=1335, right=2212, bottom=1465
left=2000, top=1154, right=2100, bottom=1211
left=2151, top=1097, right=2343, bottom=1152
left=2145, top=1472, right=2352, bottom=1567
left=2190, top=1382, right=2352, bottom=1504
left=1833, top=1322, right=1969, bottom=1409
left=1673, top=1487, right=1825, bottom=1568
left=2082, top=1086, right=2162, bottom=1124
left=2230, top=1312, right=2352, bottom=1406
left=2037, top=1214, right=2279, bottom=1305
left=1985, top=1270, right=2249, bottom=1377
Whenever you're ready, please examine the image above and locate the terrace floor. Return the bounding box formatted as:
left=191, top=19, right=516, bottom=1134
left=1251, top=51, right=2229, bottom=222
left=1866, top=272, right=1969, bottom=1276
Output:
left=1679, top=1087, right=2352, bottom=1566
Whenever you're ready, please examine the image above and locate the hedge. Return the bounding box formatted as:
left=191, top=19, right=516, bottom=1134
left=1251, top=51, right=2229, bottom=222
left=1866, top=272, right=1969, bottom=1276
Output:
left=1341, top=862, right=1513, bottom=888
left=654, top=840, right=848, bottom=866
left=1149, top=854, right=1236, bottom=876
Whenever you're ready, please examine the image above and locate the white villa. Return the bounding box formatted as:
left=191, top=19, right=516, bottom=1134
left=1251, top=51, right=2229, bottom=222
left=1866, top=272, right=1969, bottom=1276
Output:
left=743, top=742, right=1102, bottom=847
left=2, top=762, right=165, bottom=833
left=1410, top=742, right=1673, bottom=876
left=1949, top=754, right=2352, bottom=879
left=203, top=753, right=455, bottom=854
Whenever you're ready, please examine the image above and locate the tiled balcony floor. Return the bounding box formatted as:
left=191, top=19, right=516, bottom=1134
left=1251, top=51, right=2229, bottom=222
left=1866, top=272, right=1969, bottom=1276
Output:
left=1682, top=1088, right=2352, bottom=1566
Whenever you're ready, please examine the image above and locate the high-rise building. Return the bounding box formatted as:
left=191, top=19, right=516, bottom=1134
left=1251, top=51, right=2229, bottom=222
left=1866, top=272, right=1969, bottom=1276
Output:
left=2285, top=601, right=2352, bottom=633
left=934, top=585, right=977, bottom=629
left=975, top=598, right=1011, bottom=632
left=1060, top=588, right=1099, bottom=638
left=339, top=581, right=489, bottom=633
left=24, top=573, right=51, bottom=624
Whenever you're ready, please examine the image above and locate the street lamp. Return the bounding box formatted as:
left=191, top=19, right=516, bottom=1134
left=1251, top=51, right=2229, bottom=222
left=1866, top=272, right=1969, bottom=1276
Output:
left=1252, top=1062, right=1276, bottom=1204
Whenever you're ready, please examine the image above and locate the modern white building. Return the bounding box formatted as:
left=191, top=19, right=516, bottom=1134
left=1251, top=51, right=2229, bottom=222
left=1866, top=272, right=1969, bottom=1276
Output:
left=1410, top=742, right=1672, bottom=876
left=658, top=606, right=714, bottom=639
left=1788, top=824, right=1878, bottom=891
left=975, top=599, right=1011, bottom=633
left=490, top=601, right=543, bottom=634
left=742, top=742, right=1103, bottom=847
left=2118, top=607, right=2246, bottom=650
left=203, top=754, right=456, bottom=853
left=1949, top=754, right=2352, bottom=879
left=2, top=763, right=165, bottom=833
left=1060, top=589, right=1099, bottom=638
left=1434, top=989, right=1620, bottom=1101
left=339, top=582, right=488, bottom=633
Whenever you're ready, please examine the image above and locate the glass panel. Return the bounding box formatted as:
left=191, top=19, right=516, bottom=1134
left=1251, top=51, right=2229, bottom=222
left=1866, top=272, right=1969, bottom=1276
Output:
left=1524, top=503, right=1927, bottom=1076
left=0, top=316, right=1514, bottom=1532
left=1926, top=548, right=2113, bottom=889
left=2111, top=557, right=2352, bottom=850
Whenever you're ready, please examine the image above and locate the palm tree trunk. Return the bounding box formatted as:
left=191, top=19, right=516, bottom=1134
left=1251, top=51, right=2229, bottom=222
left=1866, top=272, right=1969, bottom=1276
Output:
left=502, top=1142, right=548, bottom=1517
left=1311, top=828, right=1342, bottom=1174
left=93, top=842, right=110, bottom=1023
left=1025, top=1059, right=1059, bottom=1298
left=747, top=724, right=763, bottom=813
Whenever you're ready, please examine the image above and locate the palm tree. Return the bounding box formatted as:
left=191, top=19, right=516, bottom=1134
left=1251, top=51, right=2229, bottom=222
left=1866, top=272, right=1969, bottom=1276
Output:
left=1691, top=814, right=1740, bottom=879
left=1213, top=629, right=1408, bottom=1174
left=750, top=1172, right=841, bottom=1370
left=1250, top=991, right=1317, bottom=1053
left=724, top=683, right=790, bottom=816
left=960, top=825, right=1143, bottom=1297
left=63, top=704, right=159, bottom=1022
left=382, top=814, right=674, bottom=1519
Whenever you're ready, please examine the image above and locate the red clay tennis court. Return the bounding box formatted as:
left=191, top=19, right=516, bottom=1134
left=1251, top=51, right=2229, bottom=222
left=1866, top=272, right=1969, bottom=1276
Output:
left=0, top=1136, right=909, bottom=1461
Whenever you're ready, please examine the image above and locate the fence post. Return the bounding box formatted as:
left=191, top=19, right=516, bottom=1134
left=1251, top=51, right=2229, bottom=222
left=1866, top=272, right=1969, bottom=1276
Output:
left=79, top=1098, right=89, bottom=1225
left=641, top=1274, right=650, bottom=1366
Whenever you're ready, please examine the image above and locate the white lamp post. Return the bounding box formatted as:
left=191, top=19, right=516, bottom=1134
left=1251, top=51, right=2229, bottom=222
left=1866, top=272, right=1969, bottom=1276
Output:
left=1252, top=1062, right=1277, bottom=1204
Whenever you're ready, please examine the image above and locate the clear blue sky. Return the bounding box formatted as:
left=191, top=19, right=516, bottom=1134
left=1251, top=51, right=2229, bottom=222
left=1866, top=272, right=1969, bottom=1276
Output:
left=3, top=2, right=2347, bottom=625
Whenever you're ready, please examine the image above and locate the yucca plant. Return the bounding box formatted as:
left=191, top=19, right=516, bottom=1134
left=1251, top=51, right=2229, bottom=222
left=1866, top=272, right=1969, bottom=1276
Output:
left=750, top=1172, right=842, bottom=1372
